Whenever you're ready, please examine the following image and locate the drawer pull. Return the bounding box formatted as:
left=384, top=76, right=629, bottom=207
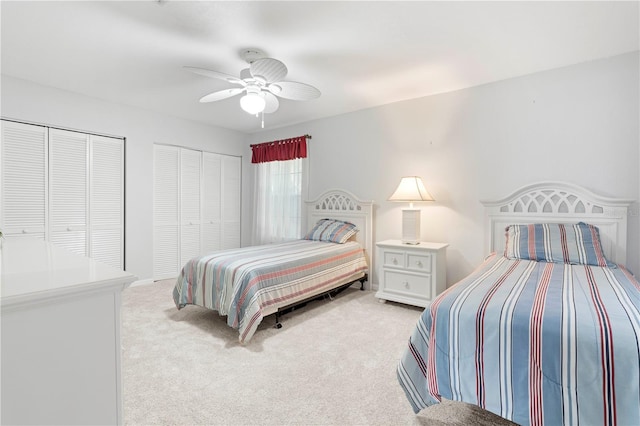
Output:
left=67, top=227, right=73, bottom=231
left=404, top=281, right=410, bottom=289
left=22, top=229, right=28, bottom=234
left=416, top=261, right=423, bottom=267
left=392, top=258, right=398, bottom=265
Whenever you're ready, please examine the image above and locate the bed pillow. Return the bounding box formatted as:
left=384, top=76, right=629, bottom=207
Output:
left=504, top=222, right=614, bottom=267
left=304, top=219, right=359, bottom=244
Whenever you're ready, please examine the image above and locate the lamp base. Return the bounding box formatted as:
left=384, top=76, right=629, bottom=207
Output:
left=401, top=209, right=421, bottom=245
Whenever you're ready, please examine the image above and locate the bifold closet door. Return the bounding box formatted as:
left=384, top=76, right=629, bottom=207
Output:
left=153, top=144, right=241, bottom=279
left=0, top=121, right=48, bottom=240
left=153, top=145, right=180, bottom=279
left=1, top=120, right=124, bottom=269
left=48, top=129, right=88, bottom=257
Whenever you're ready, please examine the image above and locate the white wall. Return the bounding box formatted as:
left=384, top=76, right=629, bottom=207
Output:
left=3, top=52, right=637, bottom=285
left=1, top=75, right=246, bottom=281
left=245, top=52, right=640, bottom=285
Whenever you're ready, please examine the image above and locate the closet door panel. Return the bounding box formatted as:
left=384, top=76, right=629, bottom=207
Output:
left=49, top=230, right=87, bottom=256
left=154, top=226, right=179, bottom=278
left=180, top=148, right=201, bottom=266
left=180, top=224, right=200, bottom=266
left=90, top=136, right=124, bottom=269
left=91, top=229, right=123, bottom=268
left=153, top=145, right=179, bottom=279
left=1, top=121, right=48, bottom=238
left=180, top=149, right=201, bottom=224
left=221, top=155, right=241, bottom=250
left=202, top=152, right=222, bottom=253
left=49, top=129, right=88, bottom=256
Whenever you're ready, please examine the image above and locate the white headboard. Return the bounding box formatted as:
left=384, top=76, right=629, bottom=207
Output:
left=305, top=189, right=374, bottom=278
left=481, top=182, right=633, bottom=265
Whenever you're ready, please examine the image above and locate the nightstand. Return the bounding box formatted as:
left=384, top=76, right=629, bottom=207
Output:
left=375, top=240, right=448, bottom=308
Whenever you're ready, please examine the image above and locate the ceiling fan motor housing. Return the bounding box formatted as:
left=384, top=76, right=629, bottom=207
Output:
left=241, top=49, right=265, bottom=64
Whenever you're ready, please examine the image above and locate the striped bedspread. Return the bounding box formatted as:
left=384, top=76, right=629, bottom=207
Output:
left=173, top=240, right=367, bottom=343
left=398, top=254, right=640, bottom=426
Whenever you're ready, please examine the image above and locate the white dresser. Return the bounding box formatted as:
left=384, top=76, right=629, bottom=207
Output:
left=1, top=238, right=136, bottom=425
left=375, top=240, right=448, bottom=308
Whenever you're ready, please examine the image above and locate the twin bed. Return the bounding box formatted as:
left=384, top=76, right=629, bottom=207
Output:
left=172, top=189, right=373, bottom=343
left=398, top=182, right=638, bottom=426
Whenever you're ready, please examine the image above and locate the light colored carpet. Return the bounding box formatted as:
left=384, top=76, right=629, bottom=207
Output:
left=122, top=279, right=517, bottom=425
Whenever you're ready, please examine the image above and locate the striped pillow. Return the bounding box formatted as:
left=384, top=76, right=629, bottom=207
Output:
left=504, top=222, right=614, bottom=267
left=304, top=219, right=359, bottom=244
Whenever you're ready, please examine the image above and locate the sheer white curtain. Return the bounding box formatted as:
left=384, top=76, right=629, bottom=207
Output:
left=252, top=157, right=308, bottom=245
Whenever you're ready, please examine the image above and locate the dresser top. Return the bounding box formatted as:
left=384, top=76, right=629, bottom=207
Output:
left=376, top=239, right=448, bottom=250
left=1, top=237, right=136, bottom=308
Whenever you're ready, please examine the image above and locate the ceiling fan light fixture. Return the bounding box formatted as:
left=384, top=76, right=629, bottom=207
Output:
left=240, top=92, right=266, bottom=115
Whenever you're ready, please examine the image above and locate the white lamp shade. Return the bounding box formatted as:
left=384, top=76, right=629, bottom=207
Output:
left=240, top=92, right=266, bottom=115
left=388, top=176, right=434, bottom=202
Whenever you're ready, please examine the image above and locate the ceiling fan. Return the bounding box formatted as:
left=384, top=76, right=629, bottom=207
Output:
left=186, top=49, right=321, bottom=119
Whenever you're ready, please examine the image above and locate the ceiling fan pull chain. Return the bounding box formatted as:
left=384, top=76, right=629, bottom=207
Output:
left=261, top=110, right=265, bottom=129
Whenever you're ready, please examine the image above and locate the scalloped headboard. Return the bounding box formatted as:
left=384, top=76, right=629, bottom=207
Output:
left=305, top=189, right=374, bottom=280
left=481, top=182, right=633, bottom=264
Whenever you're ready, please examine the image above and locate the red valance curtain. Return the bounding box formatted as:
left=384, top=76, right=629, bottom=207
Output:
left=251, top=135, right=308, bottom=164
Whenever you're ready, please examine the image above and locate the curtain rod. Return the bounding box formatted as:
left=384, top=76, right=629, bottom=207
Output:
left=250, top=134, right=311, bottom=148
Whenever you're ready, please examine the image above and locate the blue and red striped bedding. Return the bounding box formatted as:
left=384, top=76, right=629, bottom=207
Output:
left=398, top=253, right=640, bottom=425
left=173, top=240, right=367, bottom=343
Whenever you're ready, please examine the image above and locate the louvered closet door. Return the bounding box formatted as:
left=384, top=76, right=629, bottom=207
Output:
left=49, top=129, right=88, bottom=256
left=0, top=121, right=48, bottom=240
left=202, top=152, right=222, bottom=253
left=153, top=145, right=180, bottom=279
left=221, top=155, right=241, bottom=249
left=180, top=148, right=201, bottom=267
left=90, top=135, right=124, bottom=269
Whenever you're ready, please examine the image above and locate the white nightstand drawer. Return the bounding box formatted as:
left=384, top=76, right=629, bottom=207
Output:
left=384, top=270, right=432, bottom=297
left=383, top=250, right=405, bottom=268
left=407, top=253, right=431, bottom=272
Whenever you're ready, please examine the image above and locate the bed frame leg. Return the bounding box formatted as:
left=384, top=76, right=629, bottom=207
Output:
left=359, top=277, right=366, bottom=290
left=274, top=312, right=283, bottom=329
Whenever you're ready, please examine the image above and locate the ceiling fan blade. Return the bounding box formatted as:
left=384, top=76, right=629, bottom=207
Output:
left=199, top=88, right=244, bottom=103
left=250, top=58, right=287, bottom=83
left=185, top=66, right=245, bottom=86
left=270, top=81, right=321, bottom=101
left=263, top=92, right=280, bottom=114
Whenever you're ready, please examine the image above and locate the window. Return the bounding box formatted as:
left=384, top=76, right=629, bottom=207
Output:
left=251, top=136, right=309, bottom=245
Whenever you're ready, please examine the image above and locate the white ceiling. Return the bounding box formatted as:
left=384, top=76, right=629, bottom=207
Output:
left=2, top=1, right=638, bottom=134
